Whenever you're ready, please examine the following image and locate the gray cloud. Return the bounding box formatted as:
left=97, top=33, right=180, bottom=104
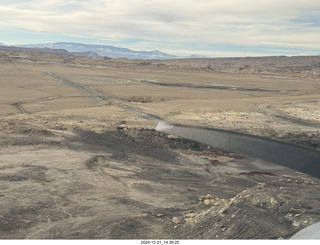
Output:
left=1, top=0, right=320, bottom=55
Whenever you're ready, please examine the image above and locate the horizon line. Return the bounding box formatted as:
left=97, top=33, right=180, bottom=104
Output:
left=1, top=41, right=320, bottom=59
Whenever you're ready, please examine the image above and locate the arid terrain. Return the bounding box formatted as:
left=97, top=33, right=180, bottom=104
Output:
left=0, top=48, right=320, bottom=239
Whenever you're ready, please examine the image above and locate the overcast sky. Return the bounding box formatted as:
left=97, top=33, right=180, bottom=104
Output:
left=1, top=0, right=320, bottom=57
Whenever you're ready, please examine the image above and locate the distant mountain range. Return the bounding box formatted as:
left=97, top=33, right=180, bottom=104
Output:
left=16, top=42, right=182, bottom=59
left=0, top=45, right=71, bottom=56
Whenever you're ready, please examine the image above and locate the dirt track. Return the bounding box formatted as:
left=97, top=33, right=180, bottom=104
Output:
left=0, top=51, right=320, bottom=239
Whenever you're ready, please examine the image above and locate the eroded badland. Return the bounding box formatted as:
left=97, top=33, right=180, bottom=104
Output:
left=0, top=49, right=320, bottom=239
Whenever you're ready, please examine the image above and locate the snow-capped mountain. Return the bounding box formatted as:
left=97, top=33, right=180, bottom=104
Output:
left=19, top=42, right=178, bottom=59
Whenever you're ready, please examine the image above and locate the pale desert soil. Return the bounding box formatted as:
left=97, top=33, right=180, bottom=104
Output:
left=0, top=50, right=319, bottom=239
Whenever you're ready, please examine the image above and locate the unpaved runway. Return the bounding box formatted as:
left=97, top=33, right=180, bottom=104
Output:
left=0, top=51, right=320, bottom=239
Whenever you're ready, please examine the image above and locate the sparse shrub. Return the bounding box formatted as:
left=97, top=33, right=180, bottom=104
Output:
left=125, top=96, right=152, bottom=103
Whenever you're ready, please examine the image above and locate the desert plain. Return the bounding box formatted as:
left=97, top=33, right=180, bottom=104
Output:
left=0, top=48, right=320, bottom=239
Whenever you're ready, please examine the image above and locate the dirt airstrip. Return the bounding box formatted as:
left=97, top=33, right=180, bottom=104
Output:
left=0, top=49, right=320, bottom=239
